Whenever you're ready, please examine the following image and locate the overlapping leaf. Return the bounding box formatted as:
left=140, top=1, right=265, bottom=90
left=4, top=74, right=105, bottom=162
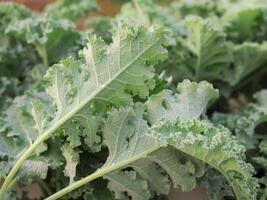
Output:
left=105, top=170, right=151, bottom=200
left=61, top=143, right=79, bottom=185
left=0, top=3, right=37, bottom=77
left=223, top=3, right=267, bottom=42
left=213, top=90, right=267, bottom=148
left=146, top=79, right=219, bottom=123
left=183, top=16, right=233, bottom=81
left=0, top=24, right=167, bottom=196
left=224, top=42, right=267, bottom=86
left=148, top=147, right=205, bottom=192
left=0, top=2, right=32, bottom=32
left=1, top=1, right=267, bottom=199
left=48, top=80, right=257, bottom=200
left=45, top=0, right=99, bottom=21
left=177, top=0, right=223, bottom=18
left=6, top=17, right=81, bottom=66
left=3, top=24, right=167, bottom=158
left=149, top=119, right=258, bottom=200
left=100, top=105, right=202, bottom=199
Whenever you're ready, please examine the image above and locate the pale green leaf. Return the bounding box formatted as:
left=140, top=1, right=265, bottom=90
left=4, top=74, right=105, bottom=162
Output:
left=21, top=160, right=49, bottom=179
left=103, top=105, right=157, bottom=167
left=149, top=119, right=258, bottom=200
left=101, top=106, right=170, bottom=198
left=0, top=133, right=24, bottom=161
left=0, top=26, right=167, bottom=191
left=183, top=16, right=233, bottom=81
left=213, top=90, right=267, bottom=148
left=44, top=80, right=256, bottom=200
left=148, top=147, right=205, bottom=191
left=129, top=159, right=170, bottom=195
left=63, top=122, right=82, bottom=148
left=225, top=42, right=267, bottom=86
left=61, top=143, right=79, bottom=185
left=105, top=170, right=151, bottom=200
left=6, top=17, right=81, bottom=66
left=4, top=96, right=39, bottom=145
left=223, top=4, right=267, bottom=42
left=73, top=109, right=102, bottom=152
left=44, top=24, right=166, bottom=121
left=2, top=24, right=167, bottom=161
left=101, top=103, right=206, bottom=197
left=146, top=80, right=219, bottom=123
left=253, top=140, right=267, bottom=168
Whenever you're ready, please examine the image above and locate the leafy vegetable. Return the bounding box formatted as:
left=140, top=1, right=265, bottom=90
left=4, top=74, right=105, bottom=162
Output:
left=0, top=23, right=167, bottom=199
left=6, top=17, right=81, bottom=67
left=1, top=0, right=267, bottom=200
left=45, top=80, right=256, bottom=200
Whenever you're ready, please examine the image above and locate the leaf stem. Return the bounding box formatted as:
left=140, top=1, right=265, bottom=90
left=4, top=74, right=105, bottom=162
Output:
left=6, top=177, right=17, bottom=192
left=193, top=25, right=202, bottom=81
left=36, top=45, right=49, bottom=68
left=45, top=145, right=160, bottom=200
left=0, top=132, right=50, bottom=199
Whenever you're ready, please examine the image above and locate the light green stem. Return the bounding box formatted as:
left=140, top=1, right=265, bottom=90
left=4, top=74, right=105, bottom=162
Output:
left=45, top=145, right=160, bottom=200
left=6, top=177, right=17, bottom=191
left=36, top=45, right=49, bottom=68
left=0, top=132, right=50, bottom=199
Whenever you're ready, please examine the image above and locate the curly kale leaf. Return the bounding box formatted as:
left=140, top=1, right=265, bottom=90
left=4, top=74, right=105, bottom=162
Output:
left=145, top=79, right=219, bottom=123
left=0, top=2, right=33, bottom=32
left=223, top=3, right=267, bottom=43
left=0, top=3, right=37, bottom=77
left=224, top=42, right=267, bottom=87
left=149, top=119, right=258, bottom=200
left=213, top=90, right=267, bottom=148
left=181, top=16, right=233, bottom=82
left=97, top=106, right=205, bottom=199
left=6, top=17, right=81, bottom=67
left=177, top=0, right=224, bottom=18
left=45, top=0, right=99, bottom=21
left=46, top=80, right=256, bottom=200
left=0, top=24, right=167, bottom=198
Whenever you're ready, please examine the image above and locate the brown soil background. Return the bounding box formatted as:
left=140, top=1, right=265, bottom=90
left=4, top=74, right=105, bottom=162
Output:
left=0, top=0, right=121, bottom=15
left=0, top=0, right=208, bottom=199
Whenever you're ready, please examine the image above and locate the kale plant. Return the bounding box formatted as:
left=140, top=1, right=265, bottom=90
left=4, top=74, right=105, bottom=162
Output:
left=1, top=0, right=267, bottom=200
